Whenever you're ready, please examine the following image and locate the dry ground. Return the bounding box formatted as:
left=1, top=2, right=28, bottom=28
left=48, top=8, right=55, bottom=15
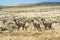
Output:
left=0, top=5, right=60, bottom=40
left=0, top=23, right=60, bottom=40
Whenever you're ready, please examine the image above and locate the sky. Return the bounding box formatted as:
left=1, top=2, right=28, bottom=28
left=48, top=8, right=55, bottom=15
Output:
left=0, top=0, right=60, bottom=4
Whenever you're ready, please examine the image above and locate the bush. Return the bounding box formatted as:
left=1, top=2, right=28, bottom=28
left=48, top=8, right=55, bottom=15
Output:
left=0, top=27, right=7, bottom=31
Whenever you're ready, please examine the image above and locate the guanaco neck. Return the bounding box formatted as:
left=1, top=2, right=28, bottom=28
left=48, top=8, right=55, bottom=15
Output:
left=14, top=20, right=18, bottom=25
left=42, top=20, right=45, bottom=25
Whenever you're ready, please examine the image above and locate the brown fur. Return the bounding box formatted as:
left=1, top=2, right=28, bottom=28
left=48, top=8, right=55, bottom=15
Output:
left=41, top=18, right=52, bottom=29
left=31, top=19, right=41, bottom=31
left=13, top=19, right=26, bottom=30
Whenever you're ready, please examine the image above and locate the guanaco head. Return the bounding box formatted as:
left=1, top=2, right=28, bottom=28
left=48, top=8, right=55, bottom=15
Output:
left=41, top=18, right=45, bottom=22
left=31, top=19, right=34, bottom=22
left=13, top=19, right=19, bottom=22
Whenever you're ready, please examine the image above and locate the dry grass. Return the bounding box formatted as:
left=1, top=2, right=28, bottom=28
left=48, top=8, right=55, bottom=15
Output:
left=0, top=23, right=60, bottom=40
left=0, top=5, right=60, bottom=40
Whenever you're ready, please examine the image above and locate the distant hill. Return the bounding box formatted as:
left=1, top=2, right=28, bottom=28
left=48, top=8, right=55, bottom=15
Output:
left=0, top=2, right=60, bottom=8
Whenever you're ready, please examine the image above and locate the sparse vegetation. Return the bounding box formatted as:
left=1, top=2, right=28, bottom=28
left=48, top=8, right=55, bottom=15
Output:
left=0, top=2, right=60, bottom=40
